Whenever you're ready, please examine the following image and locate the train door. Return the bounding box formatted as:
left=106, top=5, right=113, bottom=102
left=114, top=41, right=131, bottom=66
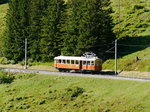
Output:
left=79, top=61, right=82, bottom=69
left=82, top=61, right=86, bottom=70
left=87, top=61, right=90, bottom=70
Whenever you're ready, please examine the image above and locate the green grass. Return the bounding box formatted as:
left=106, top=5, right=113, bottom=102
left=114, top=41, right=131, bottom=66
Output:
left=0, top=72, right=150, bottom=112
left=0, top=3, right=8, bottom=50
left=110, top=0, right=150, bottom=38
left=103, top=47, right=150, bottom=72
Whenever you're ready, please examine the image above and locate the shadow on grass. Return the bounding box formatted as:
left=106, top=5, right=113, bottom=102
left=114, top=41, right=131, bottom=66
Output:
left=0, top=0, right=8, bottom=4
left=104, top=36, right=150, bottom=60
left=117, top=35, right=150, bottom=57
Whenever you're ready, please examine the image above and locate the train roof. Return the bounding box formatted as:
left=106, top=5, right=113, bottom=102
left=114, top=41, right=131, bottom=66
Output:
left=54, top=56, right=101, bottom=61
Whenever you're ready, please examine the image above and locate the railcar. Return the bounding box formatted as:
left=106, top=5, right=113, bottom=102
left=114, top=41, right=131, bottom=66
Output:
left=54, top=53, right=102, bottom=73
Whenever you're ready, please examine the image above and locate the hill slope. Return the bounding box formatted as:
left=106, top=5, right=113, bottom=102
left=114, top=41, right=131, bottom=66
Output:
left=0, top=72, right=150, bottom=111
left=111, top=0, right=150, bottom=37
left=0, top=1, right=150, bottom=71
left=0, top=3, right=8, bottom=51
left=103, top=47, right=150, bottom=71
left=104, top=0, right=150, bottom=71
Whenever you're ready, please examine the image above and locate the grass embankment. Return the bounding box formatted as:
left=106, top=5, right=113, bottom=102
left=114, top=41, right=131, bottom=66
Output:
left=103, top=0, right=150, bottom=72
left=0, top=4, right=8, bottom=46
left=0, top=61, right=56, bottom=71
left=111, top=0, right=150, bottom=37
left=103, top=47, right=150, bottom=72
left=0, top=71, right=150, bottom=112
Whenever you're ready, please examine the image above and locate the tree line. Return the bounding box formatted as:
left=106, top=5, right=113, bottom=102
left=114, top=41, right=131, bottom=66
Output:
left=3, top=0, right=115, bottom=63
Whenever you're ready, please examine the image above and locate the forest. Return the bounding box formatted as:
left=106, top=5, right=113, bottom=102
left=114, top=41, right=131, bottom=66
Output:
left=3, top=0, right=115, bottom=62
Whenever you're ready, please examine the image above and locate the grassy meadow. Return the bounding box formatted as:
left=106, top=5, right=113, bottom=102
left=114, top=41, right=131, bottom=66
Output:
left=0, top=3, right=8, bottom=46
left=102, top=0, right=150, bottom=72
left=103, top=47, right=150, bottom=72
left=0, top=71, right=150, bottom=112
left=110, top=0, right=150, bottom=37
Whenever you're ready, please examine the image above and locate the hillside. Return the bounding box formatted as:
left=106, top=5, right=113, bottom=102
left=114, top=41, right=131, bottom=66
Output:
left=103, top=47, right=150, bottom=72
left=104, top=0, right=150, bottom=71
left=0, top=72, right=150, bottom=111
left=0, top=1, right=149, bottom=38
left=111, top=0, right=150, bottom=37
left=0, top=3, right=8, bottom=51
left=0, top=0, right=150, bottom=72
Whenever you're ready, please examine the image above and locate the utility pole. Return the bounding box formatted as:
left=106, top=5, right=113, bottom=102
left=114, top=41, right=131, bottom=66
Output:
left=24, top=38, right=27, bottom=69
left=115, top=39, right=117, bottom=75
left=114, top=0, right=120, bottom=75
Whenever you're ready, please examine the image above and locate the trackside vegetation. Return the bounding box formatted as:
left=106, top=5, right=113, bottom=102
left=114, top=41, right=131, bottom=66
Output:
left=103, top=47, right=150, bottom=72
left=0, top=71, right=150, bottom=111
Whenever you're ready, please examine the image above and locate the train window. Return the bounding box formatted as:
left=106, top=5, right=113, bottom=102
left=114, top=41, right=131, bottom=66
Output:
left=71, top=60, right=74, bottom=64
left=91, top=61, right=94, bottom=65
left=62, top=60, right=66, bottom=64
left=75, top=60, right=79, bottom=64
left=83, top=61, right=86, bottom=65
left=58, top=60, right=61, bottom=63
left=67, top=60, right=70, bottom=64
left=87, top=61, right=90, bottom=65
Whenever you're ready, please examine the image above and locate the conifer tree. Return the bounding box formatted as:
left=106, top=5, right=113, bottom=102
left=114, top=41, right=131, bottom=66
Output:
left=61, top=0, right=82, bottom=56
left=4, top=0, right=29, bottom=62
left=62, top=0, right=115, bottom=58
left=40, top=0, right=66, bottom=61
left=76, top=0, right=115, bottom=57
left=27, top=0, right=45, bottom=61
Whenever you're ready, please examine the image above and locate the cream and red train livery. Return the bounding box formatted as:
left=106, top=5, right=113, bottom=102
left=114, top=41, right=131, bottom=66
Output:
left=54, top=54, right=102, bottom=72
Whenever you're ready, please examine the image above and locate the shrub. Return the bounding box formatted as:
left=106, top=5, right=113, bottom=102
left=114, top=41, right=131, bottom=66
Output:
left=0, top=57, right=9, bottom=64
left=9, top=60, right=15, bottom=64
left=0, top=71, right=15, bottom=84
left=0, top=57, right=15, bottom=64
left=61, top=86, right=84, bottom=100
left=133, top=5, right=144, bottom=10
left=18, top=60, right=24, bottom=66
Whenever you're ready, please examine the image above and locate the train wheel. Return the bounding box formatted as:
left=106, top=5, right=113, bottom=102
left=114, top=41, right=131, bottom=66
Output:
left=58, top=69, right=63, bottom=72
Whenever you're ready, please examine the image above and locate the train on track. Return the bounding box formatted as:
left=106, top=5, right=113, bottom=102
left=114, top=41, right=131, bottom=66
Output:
left=54, top=52, right=102, bottom=73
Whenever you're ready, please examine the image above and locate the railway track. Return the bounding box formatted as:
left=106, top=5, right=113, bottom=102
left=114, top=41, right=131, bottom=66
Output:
left=1, top=67, right=150, bottom=82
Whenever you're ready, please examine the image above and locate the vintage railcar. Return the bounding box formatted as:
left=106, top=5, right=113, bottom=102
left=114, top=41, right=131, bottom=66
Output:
left=54, top=53, right=102, bottom=72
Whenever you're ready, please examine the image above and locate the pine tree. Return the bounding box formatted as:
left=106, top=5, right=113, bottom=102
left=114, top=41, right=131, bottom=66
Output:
left=61, top=0, right=83, bottom=56
left=62, top=0, right=115, bottom=58
left=28, top=0, right=45, bottom=61
left=77, top=0, right=115, bottom=57
left=4, top=0, right=30, bottom=62
left=40, top=0, right=66, bottom=61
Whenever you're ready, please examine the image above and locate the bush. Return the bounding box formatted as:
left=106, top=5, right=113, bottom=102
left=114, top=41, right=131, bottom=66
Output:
left=9, top=60, right=15, bottom=64
left=133, top=5, right=144, bottom=10
left=18, top=60, right=24, bottom=66
left=0, top=71, right=15, bottom=84
left=0, top=57, right=9, bottom=64
left=128, top=5, right=145, bottom=14
left=0, top=57, right=15, bottom=64
left=61, top=86, right=84, bottom=100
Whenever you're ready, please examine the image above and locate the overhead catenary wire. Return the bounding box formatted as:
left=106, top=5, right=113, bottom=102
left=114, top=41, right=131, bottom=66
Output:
left=118, top=44, right=150, bottom=47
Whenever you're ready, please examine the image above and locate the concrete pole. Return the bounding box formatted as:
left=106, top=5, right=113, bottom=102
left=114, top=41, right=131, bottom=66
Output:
left=115, top=39, right=117, bottom=75
left=24, top=38, right=27, bottom=69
